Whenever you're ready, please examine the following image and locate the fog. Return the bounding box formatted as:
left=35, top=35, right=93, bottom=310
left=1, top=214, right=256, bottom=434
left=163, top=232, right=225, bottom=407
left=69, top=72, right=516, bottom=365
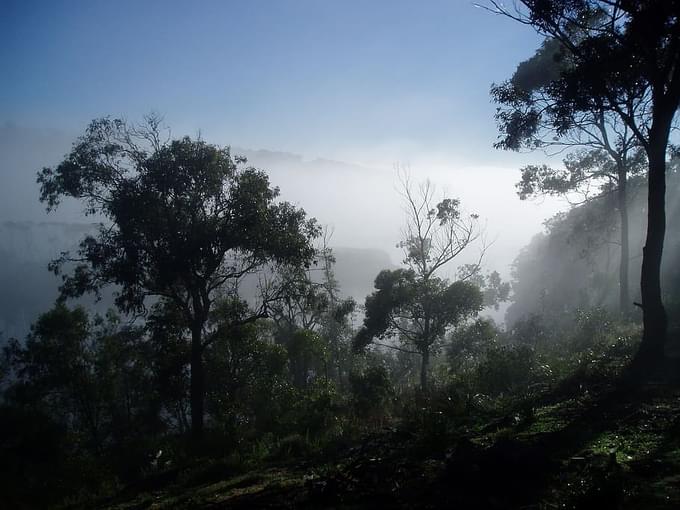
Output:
left=6, top=3, right=680, bottom=508
left=0, top=123, right=566, bottom=272
left=0, top=0, right=576, bottom=338
left=0, top=123, right=566, bottom=337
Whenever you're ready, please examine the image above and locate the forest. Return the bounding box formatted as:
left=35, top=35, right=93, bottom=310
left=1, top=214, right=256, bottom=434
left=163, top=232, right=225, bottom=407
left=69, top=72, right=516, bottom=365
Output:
left=2, top=1, right=680, bottom=509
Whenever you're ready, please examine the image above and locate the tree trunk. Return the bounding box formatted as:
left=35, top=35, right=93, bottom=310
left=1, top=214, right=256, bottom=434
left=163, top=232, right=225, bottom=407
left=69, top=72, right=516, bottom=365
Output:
left=420, top=347, right=429, bottom=392
left=617, top=167, right=630, bottom=315
left=190, top=321, right=205, bottom=440
left=635, top=134, right=668, bottom=371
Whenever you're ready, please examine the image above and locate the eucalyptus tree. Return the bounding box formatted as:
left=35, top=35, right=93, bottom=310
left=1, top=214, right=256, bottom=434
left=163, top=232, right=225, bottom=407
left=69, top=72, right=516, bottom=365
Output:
left=486, top=0, right=680, bottom=370
left=354, top=269, right=482, bottom=391
left=492, top=34, right=646, bottom=314
left=37, top=116, right=319, bottom=439
left=354, top=176, right=485, bottom=391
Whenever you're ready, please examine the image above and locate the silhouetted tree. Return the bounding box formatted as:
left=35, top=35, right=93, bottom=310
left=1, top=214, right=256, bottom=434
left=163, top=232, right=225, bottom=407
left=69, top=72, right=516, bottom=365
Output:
left=507, top=198, right=624, bottom=327
left=354, top=269, right=483, bottom=391
left=492, top=31, right=647, bottom=315
left=37, top=116, right=319, bottom=439
left=486, top=0, right=680, bottom=371
left=3, top=304, right=159, bottom=452
left=354, top=175, right=485, bottom=391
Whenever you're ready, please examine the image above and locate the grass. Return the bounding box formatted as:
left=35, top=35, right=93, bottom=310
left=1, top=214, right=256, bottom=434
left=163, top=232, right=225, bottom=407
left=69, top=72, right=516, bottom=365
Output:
left=97, top=468, right=307, bottom=509
left=69, top=376, right=680, bottom=510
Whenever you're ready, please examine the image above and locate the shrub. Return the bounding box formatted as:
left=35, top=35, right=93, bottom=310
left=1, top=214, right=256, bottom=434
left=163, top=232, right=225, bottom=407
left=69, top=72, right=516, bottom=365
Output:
left=270, top=433, right=316, bottom=461
left=349, top=364, right=393, bottom=422
left=294, top=379, right=342, bottom=438
left=474, top=344, right=547, bottom=397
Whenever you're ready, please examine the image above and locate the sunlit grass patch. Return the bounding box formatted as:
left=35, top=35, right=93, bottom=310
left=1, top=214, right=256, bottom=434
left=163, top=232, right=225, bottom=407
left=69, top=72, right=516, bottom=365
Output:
left=587, top=430, right=662, bottom=465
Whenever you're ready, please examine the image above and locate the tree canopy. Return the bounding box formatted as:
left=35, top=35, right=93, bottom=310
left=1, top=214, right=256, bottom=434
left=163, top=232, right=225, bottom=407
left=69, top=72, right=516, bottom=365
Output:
left=488, top=0, right=680, bottom=372
left=354, top=176, right=487, bottom=390
left=37, top=116, right=320, bottom=438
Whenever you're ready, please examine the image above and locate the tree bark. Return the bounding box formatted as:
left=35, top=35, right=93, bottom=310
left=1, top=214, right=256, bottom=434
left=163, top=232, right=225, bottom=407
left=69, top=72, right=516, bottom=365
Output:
left=420, top=346, right=429, bottom=392
left=617, top=167, right=630, bottom=315
left=636, top=127, right=669, bottom=371
left=190, top=321, right=205, bottom=440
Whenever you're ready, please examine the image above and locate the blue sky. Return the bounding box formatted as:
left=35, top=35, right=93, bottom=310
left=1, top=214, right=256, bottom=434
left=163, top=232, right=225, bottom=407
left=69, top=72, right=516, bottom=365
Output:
left=2, top=0, right=544, bottom=164
left=1, top=1, right=566, bottom=293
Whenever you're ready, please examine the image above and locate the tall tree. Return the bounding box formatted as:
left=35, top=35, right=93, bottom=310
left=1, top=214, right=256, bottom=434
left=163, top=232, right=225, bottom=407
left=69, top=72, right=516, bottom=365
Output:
left=354, top=268, right=483, bottom=391
left=37, top=117, right=319, bottom=439
left=486, top=0, right=680, bottom=371
left=517, top=149, right=646, bottom=314
left=354, top=175, right=486, bottom=391
left=492, top=35, right=646, bottom=314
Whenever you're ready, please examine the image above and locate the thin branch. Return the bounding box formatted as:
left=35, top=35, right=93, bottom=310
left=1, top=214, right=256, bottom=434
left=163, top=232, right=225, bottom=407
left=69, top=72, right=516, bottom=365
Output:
left=373, top=341, right=420, bottom=355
